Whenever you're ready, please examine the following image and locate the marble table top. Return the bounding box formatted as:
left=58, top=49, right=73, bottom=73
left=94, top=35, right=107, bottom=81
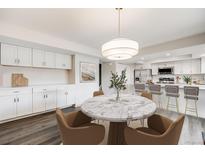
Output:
left=80, top=94, right=157, bottom=122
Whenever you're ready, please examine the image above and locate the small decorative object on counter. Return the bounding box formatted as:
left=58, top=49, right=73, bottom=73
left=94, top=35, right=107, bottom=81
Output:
left=11, top=73, right=28, bottom=87
left=176, top=76, right=181, bottom=84
left=109, top=69, right=127, bottom=102
left=183, top=75, right=192, bottom=85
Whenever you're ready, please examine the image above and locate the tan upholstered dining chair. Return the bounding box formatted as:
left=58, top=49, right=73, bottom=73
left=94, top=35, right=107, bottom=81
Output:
left=93, top=90, right=104, bottom=97
left=124, top=114, right=185, bottom=145
left=56, top=109, right=105, bottom=145
left=141, top=91, right=153, bottom=100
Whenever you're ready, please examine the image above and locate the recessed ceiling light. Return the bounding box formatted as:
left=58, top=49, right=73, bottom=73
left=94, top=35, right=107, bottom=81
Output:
left=166, top=53, right=171, bottom=56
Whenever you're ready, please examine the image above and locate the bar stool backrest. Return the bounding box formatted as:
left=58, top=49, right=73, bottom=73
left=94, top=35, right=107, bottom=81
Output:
left=184, top=86, right=199, bottom=96
left=134, top=83, right=145, bottom=91
left=149, top=84, right=161, bottom=92
left=165, top=85, right=179, bottom=94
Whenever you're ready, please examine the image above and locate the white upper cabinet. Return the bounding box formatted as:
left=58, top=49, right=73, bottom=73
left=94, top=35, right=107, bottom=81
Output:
left=201, top=57, right=205, bottom=74
left=151, top=64, right=158, bottom=75
left=32, top=49, right=55, bottom=68
left=55, top=53, right=72, bottom=69
left=32, top=49, right=44, bottom=67
left=191, top=59, right=201, bottom=74
left=1, top=43, right=32, bottom=67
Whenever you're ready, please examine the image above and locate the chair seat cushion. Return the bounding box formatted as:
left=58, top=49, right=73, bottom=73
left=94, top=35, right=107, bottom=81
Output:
left=150, top=91, right=162, bottom=95
left=184, top=95, right=198, bottom=100
left=166, top=93, right=180, bottom=97
left=136, top=127, right=161, bottom=135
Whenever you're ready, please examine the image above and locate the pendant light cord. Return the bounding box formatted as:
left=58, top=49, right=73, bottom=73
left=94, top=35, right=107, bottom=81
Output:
left=118, top=8, right=121, bottom=37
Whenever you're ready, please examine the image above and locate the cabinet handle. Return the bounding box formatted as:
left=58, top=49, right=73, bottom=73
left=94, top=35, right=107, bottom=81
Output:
left=14, top=59, right=18, bottom=64
left=46, top=94, right=48, bottom=98
left=18, top=59, right=20, bottom=64
left=17, top=98, right=19, bottom=102
left=14, top=98, right=16, bottom=102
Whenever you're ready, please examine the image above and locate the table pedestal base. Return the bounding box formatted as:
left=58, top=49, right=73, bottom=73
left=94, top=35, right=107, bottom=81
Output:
left=108, top=122, right=127, bottom=145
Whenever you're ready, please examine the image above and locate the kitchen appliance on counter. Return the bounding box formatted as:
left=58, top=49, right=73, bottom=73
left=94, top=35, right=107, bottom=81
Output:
left=134, top=69, right=152, bottom=83
left=158, top=67, right=174, bottom=75
left=158, top=77, right=175, bottom=84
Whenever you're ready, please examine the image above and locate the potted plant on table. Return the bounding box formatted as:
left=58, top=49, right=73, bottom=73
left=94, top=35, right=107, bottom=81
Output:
left=109, top=69, right=127, bottom=102
left=183, top=75, right=192, bottom=85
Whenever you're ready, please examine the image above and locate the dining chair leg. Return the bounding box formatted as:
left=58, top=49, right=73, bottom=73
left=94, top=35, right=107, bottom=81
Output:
left=185, top=99, right=188, bottom=114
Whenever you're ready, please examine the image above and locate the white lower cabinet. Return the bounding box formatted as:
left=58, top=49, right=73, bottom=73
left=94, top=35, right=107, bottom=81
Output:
left=16, top=93, right=32, bottom=117
left=33, top=87, right=57, bottom=113
left=45, top=90, right=57, bottom=110
left=56, top=86, right=75, bottom=108
left=33, top=91, right=46, bottom=113
left=0, top=88, right=32, bottom=121
left=0, top=85, right=75, bottom=122
left=0, top=95, right=16, bottom=121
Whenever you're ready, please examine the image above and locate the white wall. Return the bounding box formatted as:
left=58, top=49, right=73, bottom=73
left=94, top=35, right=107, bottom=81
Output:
left=102, top=62, right=135, bottom=95
left=74, top=54, right=100, bottom=106
left=0, top=65, right=69, bottom=87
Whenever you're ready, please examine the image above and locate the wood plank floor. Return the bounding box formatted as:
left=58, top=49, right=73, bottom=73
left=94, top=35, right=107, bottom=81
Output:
left=0, top=107, right=204, bottom=145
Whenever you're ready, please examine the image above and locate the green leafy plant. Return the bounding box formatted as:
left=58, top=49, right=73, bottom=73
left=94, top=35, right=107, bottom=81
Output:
left=109, top=69, right=127, bottom=101
left=183, top=75, right=192, bottom=84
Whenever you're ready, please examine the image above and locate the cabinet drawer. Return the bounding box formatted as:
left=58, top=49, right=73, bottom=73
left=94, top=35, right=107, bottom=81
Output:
left=0, top=88, right=32, bottom=96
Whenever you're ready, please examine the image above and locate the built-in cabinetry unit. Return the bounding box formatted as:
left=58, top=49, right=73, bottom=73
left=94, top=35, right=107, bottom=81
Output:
left=0, top=43, right=72, bottom=70
left=151, top=59, right=201, bottom=75
left=0, top=85, right=75, bottom=123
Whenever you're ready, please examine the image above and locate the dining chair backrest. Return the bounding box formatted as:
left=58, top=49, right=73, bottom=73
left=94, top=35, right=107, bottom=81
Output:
left=165, top=85, right=179, bottom=95
left=93, top=90, right=104, bottom=97
left=135, top=83, right=145, bottom=92
left=149, top=84, right=161, bottom=92
left=184, top=86, right=199, bottom=97
left=141, top=91, right=152, bottom=100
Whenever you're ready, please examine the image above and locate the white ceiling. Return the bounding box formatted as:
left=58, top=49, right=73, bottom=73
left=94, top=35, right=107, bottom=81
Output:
left=0, top=8, right=205, bottom=60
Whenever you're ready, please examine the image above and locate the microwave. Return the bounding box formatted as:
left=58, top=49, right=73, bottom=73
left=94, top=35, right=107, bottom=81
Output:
left=158, top=67, right=174, bottom=75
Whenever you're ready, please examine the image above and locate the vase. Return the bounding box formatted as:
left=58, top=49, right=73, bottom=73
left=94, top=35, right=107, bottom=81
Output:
left=116, top=89, right=120, bottom=102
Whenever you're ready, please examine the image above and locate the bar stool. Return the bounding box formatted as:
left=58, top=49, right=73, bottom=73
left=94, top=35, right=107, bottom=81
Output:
left=134, top=83, right=145, bottom=95
left=148, top=84, right=163, bottom=108
left=165, top=85, right=180, bottom=112
left=184, top=86, right=199, bottom=117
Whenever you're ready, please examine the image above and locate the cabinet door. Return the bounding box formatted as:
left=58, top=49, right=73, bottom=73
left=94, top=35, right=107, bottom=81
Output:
left=16, top=93, right=32, bottom=117
left=174, top=62, right=182, bottom=74
left=201, top=57, right=205, bottom=74
left=56, top=89, right=68, bottom=108
left=1, top=43, right=18, bottom=66
left=45, top=91, right=57, bottom=110
left=151, top=64, right=158, bottom=75
left=64, top=54, right=72, bottom=69
left=17, top=47, right=32, bottom=67
left=33, top=92, right=46, bottom=113
left=32, top=49, right=45, bottom=67
left=0, top=95, right=16, bottom=121
left=182, top=61, right=192, bottom=74
left=45, top=52, right=55, bottom=68
left=192, top=59, right=201, bottom=74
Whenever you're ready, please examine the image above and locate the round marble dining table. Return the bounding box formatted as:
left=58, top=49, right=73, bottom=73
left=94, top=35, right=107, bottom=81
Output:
left=80, top=94, right=157, bottom=145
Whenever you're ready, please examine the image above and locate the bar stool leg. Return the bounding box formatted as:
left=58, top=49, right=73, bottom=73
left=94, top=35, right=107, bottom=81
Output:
left=166, top=96, right=170, bottom=110
left=185, top=99, right=188, bottom=114
left=195, top=100, right=198, bottom=118
left=176, top=98, right=179, bottom=112
left=158, top=95, right=161, bottom=109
